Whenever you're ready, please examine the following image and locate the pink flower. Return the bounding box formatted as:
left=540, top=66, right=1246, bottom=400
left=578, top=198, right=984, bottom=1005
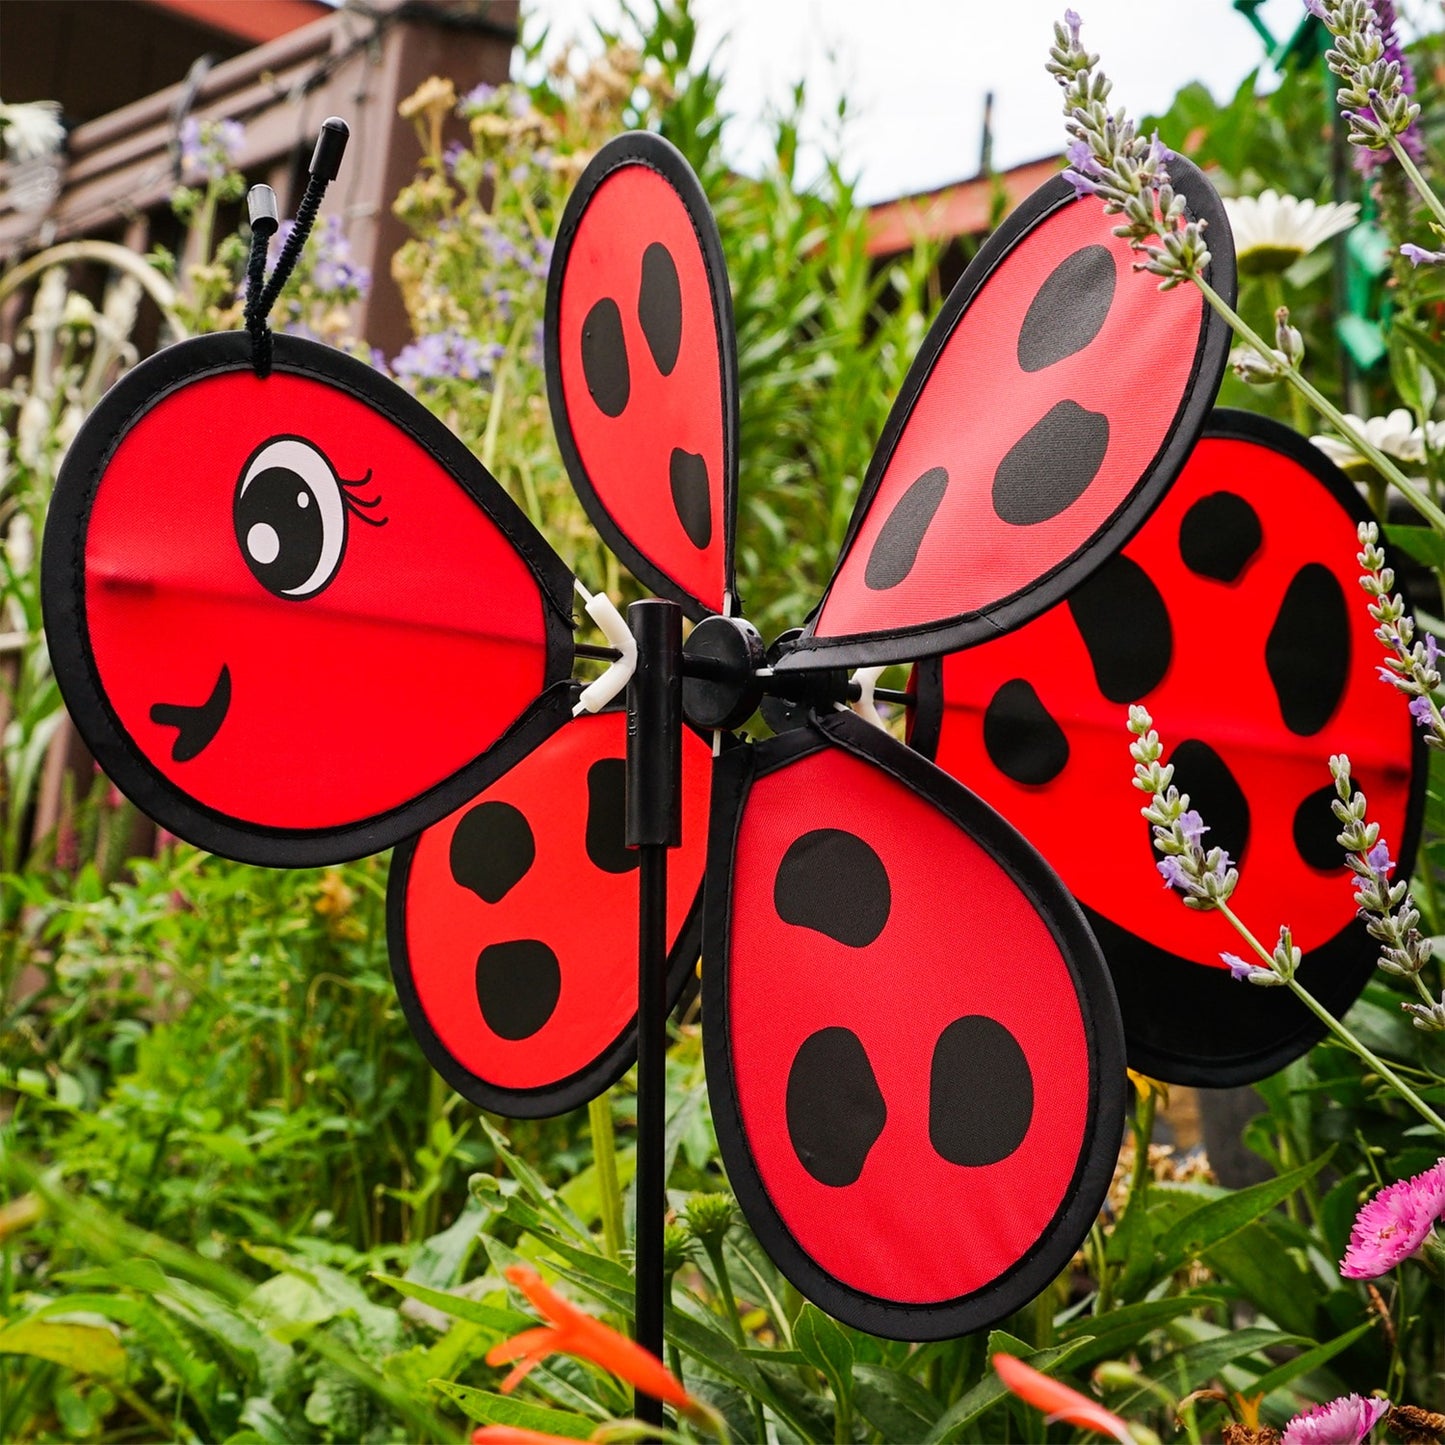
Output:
left=1281, top=1394, right=1389, bottom=1445
left=1339, top=1158, right=1445, bottom=1279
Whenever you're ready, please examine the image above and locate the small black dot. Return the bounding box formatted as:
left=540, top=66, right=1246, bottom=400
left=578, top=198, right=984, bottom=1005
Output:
left=581, top=297, right=630, bottom=417
left=1179, top=492, right=1262, bottom=582
left=1294, top=784, right=1347, bottom=871
left=786, top=1027, right=887, bottom=1186
left=1168, top=739, right=1250, bottom=867
left=864, top=466, right=948, bottom=591
left=1266, top=563, right=1351, bottom=736
left=774, top=829, right=891, bottom=947
left=475, top=939, right=561, bottom=1040
left=586, top=758, right=637, bottom=875
left=930, top=1016, right=1034, bottom=1166
left=1017, top=244, right=1115, bottom=373
left=669, top=449, right=712, bottom=549
left=1067, top=553, right=1173, bottom=702
left=638, top=242, right=683, bottom=376
left=993, top=400, right=1109, bottom=526
left=983, top=679, right=1069, bottom=786
left=450, top=801, right=535, bottom=903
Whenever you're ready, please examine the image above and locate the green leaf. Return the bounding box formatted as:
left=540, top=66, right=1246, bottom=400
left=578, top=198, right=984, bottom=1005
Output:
left=922, top=1336, right=1094, bottom=1444
left=372, top=1273, right=529, bottom=1335
left=852, top=1362, right=940, bottom=1442
left=794, top=1302, right=854, bottom=1408
left=1057, top=1296, right=1214, bottom=1367
left=1154, top=1152, right=1330, bottom=1276
left=1384, top=523, right=1445, bottom=573
left=1251, top=1321, right=1373, bottom=1397
left=244, top=1273, right=336, bottom=1344
left=0, top=1318, right=128, bottom=1378
left=429, top=1381, right=596, bottom=1438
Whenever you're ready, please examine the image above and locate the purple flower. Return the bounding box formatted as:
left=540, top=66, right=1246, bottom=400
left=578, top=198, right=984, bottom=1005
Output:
left=1222, top=952, right=1262, bottom=981
left=443, top=140, right=466, bottom=175
left=1156, top=856, right=1189, bottom=890
left=180, top=115, right=244, bottom=184
left=460, top=82, right=497, bottom=114
left=1366, top=839, right=1394, bottom=874
left=1304, top=0, right=1328, bottom=15
left=392, top=328, right=495, bottom=384
left=1063, top=8, right=1083, bottom=45
left=1354, top=0, right=1425, bottom=176
left=1178, top=810, right=1208, bottom=846
left=1409, top=694, right=1434, bottom=726
left=310, top=216, right=370, bottom=298
left=1282, top=1394, right=1390, bottom=1445
left=1400, top=242, right=1445, bottom=266
left=1426, top=634, right=1439, bottom=670
left=1062, top=166, right=1101, bottom=200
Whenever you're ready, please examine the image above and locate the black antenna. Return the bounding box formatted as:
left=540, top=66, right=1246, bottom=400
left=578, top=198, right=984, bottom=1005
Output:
left=243, top=116, right=350, bottom=378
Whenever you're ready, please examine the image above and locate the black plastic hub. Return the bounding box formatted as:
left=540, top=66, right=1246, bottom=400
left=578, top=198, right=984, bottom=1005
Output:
left=681, top=615, right=766, bottom=730
left=759, top=627, right=850, bottom=734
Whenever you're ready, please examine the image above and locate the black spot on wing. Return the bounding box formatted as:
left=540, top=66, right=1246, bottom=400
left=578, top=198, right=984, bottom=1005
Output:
left=1266, top=563, right=1351, bottom=736
left=786, top=1027, right=886, bottom=1186
left=586, top=758, right=637, bottom=874
left=983, top=679, right=1069, bottom=786
left=930, top=1016, right=1034, bottom=1166
left=450, top=801, right=535, bottom=903
left=581, top=297, right=630, bottom=417
left=1169, top=739, right=1250, bottom=867
left=1017, top=244, right=1116, bottom=373
left=774, top=828, right=890, bottom=947
left=1294, top=784, right=1347, bottom=871
left=638, top=242, right=683, bottom=376
left=1179, top=492, right=1262, bottom=582
left=1067, top=553, right=1172, bottom=702
left=669, top=449, right=712, bottom=549
left=864, top=466, right=948, bottom=591
left=475, top=939, right=561, bottom=1040
left=993, top=400, right=1109, bottom=526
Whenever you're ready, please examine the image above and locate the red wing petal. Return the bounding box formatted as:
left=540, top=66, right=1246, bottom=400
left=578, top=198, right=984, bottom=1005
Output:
left=389, top=709, right=713, bottom=1117
left=914, top=411, right=1426, bottom=1085
left=546, top=132, right=737, bottom=619
left=704, top=711, right=1124, bottom=1339
left=42, top=331, right=575, bottom=866
left=780, top=157, right=1234, bottom=671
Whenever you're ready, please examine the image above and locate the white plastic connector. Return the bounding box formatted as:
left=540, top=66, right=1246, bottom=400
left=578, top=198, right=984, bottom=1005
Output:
left=850, top=666, right=888, bottom=731
left=572, top=579, right=637, bottom=716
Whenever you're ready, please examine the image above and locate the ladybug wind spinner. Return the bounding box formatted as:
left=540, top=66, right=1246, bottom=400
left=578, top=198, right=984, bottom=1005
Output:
left=41, top=115, right=1426, bottom=1349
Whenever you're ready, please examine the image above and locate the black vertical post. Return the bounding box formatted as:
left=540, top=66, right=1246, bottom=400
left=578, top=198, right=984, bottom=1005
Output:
left=625, top=599, right=683, bottom=1429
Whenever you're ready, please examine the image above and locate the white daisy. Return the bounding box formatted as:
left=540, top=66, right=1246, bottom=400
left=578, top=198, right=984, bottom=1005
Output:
left=0, top=99, right=64, bottom=162
left=1312, top=409, right=1424, bottom=476
left=1223, top=189, right=1360, bottom=276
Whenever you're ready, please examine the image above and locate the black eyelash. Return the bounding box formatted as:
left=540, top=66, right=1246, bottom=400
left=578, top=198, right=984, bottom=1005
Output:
left=340, top=468, right=388, bottom=527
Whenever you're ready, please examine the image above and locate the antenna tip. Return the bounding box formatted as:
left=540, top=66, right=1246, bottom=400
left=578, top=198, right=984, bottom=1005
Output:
left=246, top=184, right=279, bottom=235
left=310, top=117, right=350, bottom=183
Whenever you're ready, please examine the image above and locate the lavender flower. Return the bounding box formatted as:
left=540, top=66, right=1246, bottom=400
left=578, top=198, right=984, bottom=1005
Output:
left=459, top=82, right=498, bottom=115
left=392, top=328, right=495, bottom=385
left=1400, top=242, right=1445, bottom=265
left=310, top=216, right=371, bottom=298
left=1352, top=0, right=1425, bottom=175
left=180, top=115, right=244, bottom=184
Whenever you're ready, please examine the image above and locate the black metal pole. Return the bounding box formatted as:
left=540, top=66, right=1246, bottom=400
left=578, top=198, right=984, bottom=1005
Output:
left=625, top=599, right=682, bottom=1429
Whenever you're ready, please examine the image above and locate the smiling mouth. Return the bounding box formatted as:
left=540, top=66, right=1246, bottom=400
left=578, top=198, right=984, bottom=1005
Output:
left=150, top=664, right=232, bottom=762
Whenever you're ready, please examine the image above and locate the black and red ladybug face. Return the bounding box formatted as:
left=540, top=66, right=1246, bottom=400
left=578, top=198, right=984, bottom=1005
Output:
left=389, top=710, right=713, bottom=1117
left=706, top=711, right=1124, bottom=1339
left=42, top=332, right=575, bottom=865
left=778, top=155, right=1234, bottom=673
left=546, top=133, right=738, bottom=620
left=913, top=412, right=1426, bottom=1085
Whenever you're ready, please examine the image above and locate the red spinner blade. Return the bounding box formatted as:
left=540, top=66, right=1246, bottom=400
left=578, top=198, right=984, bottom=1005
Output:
left=545, top=132, right=738, bottom=620
left=779, top=155, right=1235, bottom=672
left=388, top=709, right=713, bottom=1117
left=704, top=709, right=1125, bottom=1339
left=912, top=410, right=1427, bottom=1086
left=42, top=332, right=576, bottom=866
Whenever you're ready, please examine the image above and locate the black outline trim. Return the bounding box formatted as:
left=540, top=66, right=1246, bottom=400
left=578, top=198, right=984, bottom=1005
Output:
left=911, top=407, right=1429, bottom=1086
left=703, top=710, right=1126, bottom=1340
left=778, top=156, right=1236, bottom=672
left=42, top=330, right=577, bottom=867
left=545, top=131, right=739, bottom=622
left=385, top=709, right=719, bottom=1118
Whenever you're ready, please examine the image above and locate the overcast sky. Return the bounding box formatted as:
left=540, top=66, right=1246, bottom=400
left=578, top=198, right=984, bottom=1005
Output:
left=525, top=0, right=1322, bottom=202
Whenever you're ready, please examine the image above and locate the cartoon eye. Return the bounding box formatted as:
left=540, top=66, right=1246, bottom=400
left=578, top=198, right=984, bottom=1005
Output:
left=234, top=436, right=350, bottom=599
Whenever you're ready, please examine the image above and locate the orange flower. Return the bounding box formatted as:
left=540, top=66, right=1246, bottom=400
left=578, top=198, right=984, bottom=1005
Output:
left=471, top=1429, right=586, bottom=1445
left=994, top=1353, right=1134, bottom=1444
left=487, top=1265, right=696, bottom=1413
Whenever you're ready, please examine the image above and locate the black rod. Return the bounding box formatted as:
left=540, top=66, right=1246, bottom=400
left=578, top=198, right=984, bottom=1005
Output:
left=624, top=599, right=683, bottom=1430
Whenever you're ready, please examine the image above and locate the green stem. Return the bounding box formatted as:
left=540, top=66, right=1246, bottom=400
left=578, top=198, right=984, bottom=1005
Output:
left=1215, top=900, right=1445, bottom=1133
left=701, top=1237, right=767, bottom=1443
left=1263, top=271, right=1311, bottom=435
left=589, top=1091, right=624, bottom=1263
left=1194, top=277, right=1445, bottom=536
left=1386, top=134, right=1445, bottom=233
